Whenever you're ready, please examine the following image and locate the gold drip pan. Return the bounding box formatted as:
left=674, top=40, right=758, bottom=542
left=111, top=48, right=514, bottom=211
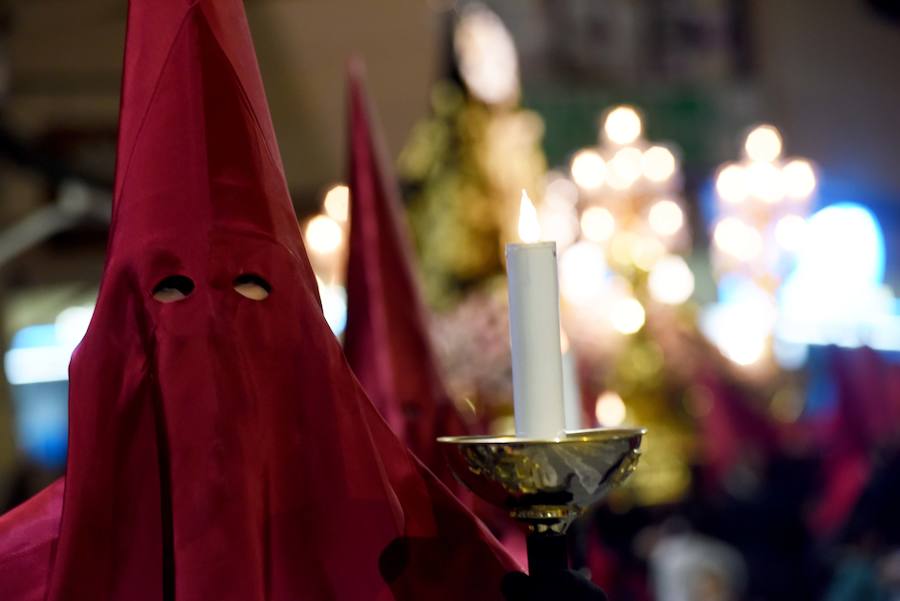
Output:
left=438, top=428, right=645, bottom=534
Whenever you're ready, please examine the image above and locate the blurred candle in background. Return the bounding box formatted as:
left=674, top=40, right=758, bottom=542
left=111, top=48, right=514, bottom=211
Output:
left=560, top=330, right=583, bottom=430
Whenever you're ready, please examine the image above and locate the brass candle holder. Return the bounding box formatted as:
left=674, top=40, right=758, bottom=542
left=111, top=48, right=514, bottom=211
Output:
left=438, top=428, right=645, bottom=576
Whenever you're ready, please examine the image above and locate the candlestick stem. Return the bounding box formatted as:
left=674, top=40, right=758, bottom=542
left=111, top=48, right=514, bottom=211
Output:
left=526, top=532, right=568, bottom=577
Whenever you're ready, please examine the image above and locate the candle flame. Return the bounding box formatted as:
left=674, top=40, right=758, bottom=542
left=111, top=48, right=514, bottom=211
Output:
left=517, top=190, right=541, bottom=243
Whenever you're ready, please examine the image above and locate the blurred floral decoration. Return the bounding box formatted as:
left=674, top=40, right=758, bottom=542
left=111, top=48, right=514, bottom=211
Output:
left=398, top=3, right=546, bottom=309
left=431, top=285, right=514, bottom=431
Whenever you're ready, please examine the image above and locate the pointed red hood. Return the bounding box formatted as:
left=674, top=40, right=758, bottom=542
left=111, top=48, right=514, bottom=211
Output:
left=0, top=2, right=515, bottom=599
left=342, top=62, right=470, bottom=482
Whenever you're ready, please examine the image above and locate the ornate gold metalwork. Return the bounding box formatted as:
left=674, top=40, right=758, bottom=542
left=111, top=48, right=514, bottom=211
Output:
left=438, top=428, right=645, bottom=534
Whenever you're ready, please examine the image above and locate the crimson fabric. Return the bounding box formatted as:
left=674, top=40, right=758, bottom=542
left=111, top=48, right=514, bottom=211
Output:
left=342, top=62, right=470, bottom=491
left=827, top=347, right=900, bottom=446
left=0, top=1, right=516, bottom=599
left=341, top=66, right=527, bottom=569
left=810, top=347, right=900, bottom=535
left=0, top=478, right=63, bottom=601
left=698, top=371, right=780, bottom=486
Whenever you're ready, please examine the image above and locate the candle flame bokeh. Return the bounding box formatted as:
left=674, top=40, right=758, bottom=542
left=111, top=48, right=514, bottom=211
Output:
left=323, top=184, right=350, bottom=222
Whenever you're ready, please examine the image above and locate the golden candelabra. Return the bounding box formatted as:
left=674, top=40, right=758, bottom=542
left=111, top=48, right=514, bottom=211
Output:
left=439, top=428, right=644, bottom=575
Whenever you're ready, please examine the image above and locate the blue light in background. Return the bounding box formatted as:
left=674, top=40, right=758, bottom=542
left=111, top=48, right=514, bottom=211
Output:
left=11, top=381, right=69, bottom=469
left=793, top=203, right=885, bottom=289
left=776, top=202, right=899, bottom=352
left=3, top=306, right=92, bottom=469
left=10, top=324, right=57, bottom=349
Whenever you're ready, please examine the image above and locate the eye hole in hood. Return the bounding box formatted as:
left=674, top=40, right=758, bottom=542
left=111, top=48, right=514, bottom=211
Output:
left=152, top=275, right=195, bottom=303
left=233, top=274, right=271, bottom=301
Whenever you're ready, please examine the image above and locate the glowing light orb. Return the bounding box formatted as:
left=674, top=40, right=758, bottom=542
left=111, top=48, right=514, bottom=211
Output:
left=747, top=161, right=786, bottom=204
left=603, top=106, right=642, bottom=146
left=305, top=214, right=344, bottom=254
left=641, top=146, right=677, bottom=182
left=544, top=174, right=580, bottom=206
left=648, top=255, right=695, bottom=305
left=605, top=235, right=628, bottom=268
left=648, top=199, right=684, bottom=237
left=774, top=214, right=808, bottom=252
left=701, top=286, right=775, bottom=367
left=570, top=150, right=607, bottom=191
left=608, top=147, right=643, bottom=190
left=559, top=241, right=608, bottom=306
left=595, top=391, right=626, bottom=426
left=716, top=163, right=749, bottom=204
left=713, top=217, right=763, bottom=262
left=539, top=199, right=579, bottom=249
left=580, top=206, right=616, bottom=242
left=610, top=296, right=646, bottom=335
left=630, top=236, right=666, bottom=271
left=323, top=184, right=350, bottom=222
left=745, top=124, right=783, bottom=163
left=725, top=334, right=768, bottom=366
left=782, top=159, right=817, bottom=199
left=454, top=4, right=520, bottom=105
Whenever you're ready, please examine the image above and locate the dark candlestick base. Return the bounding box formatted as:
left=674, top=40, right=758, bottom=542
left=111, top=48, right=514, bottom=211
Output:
left=526, top=533, right=568, bottom=577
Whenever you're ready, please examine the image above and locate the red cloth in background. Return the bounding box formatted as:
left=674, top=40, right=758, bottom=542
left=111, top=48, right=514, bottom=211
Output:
left=0, top=1, right=516, bottom=599
left=811, top=347, right=900, bottom=535
left=344, top=61, right=469, bottom=493
left=828, top=347, right=900, bottom=447
left=343, top=62, right=471, bottom=488
left=698, top=371, right=780, bottom=487
left=341, top=65, right=528, bottom=566
left=0, top=478, right=63, bottom=601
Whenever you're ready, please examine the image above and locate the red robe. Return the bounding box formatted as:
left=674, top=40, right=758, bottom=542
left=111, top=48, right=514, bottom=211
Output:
left=0, top=1, right=515, bottom=599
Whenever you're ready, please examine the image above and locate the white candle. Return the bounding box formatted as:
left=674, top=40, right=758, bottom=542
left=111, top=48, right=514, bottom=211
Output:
left=506, top=192, right=566, bottom=439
